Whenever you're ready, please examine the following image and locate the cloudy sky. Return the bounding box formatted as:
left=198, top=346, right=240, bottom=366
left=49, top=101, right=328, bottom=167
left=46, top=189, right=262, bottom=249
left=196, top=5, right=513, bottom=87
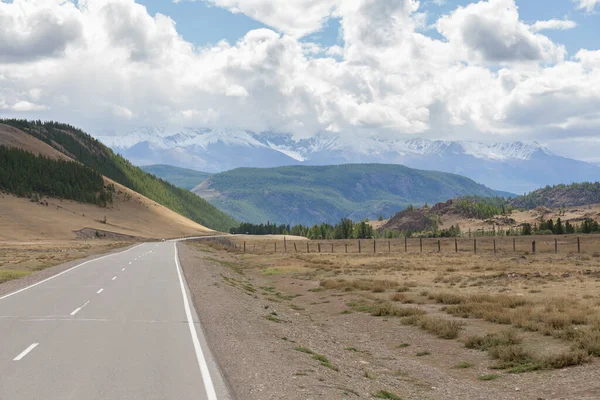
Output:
left=1, top=0, right=599, bottom=161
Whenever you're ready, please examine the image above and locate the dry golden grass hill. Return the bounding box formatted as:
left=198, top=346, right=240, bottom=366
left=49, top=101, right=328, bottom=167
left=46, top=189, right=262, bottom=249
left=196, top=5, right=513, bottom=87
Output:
left=0, top=124, right=214, bottom=241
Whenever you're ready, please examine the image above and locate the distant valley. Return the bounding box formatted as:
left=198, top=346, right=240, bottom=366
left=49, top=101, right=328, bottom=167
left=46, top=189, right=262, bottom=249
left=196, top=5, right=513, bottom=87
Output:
left=141, top=164, right=212, bottom=190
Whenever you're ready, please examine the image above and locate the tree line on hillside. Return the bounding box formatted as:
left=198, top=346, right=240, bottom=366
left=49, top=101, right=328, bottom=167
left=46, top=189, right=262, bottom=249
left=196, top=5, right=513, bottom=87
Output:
left=520, top=218, right=598, bottom=235
left=454, top=197, right=515, bottom=219
left=232, top=216, right=600, bottom=240
left=0, top=145, right=112, bottom=206
left=1, top=119, right=237, bottom=231
left=230, top=218, right=375, bottom=239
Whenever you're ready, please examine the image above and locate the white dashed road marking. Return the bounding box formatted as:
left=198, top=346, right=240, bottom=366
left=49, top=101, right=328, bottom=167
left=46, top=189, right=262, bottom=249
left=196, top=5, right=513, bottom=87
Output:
left=70, top=301, right=90, bottom=316
left=13, top=343, right=39, bottom=361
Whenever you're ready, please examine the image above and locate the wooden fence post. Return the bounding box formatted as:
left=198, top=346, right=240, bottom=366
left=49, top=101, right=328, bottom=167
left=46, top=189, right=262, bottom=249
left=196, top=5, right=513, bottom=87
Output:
left=555, top=238, right=558, bottom=254
left=420, top=237, right=423, bottom=253
left=474, top=239, right=477, bottom=254
left=578, top=237, right=581, bottom=253
left=345, top=244, right=348, bottom=253
left=294, top=243, right=297, bottom=253
left=513, top=238, right=516, bottom=252
left=284, top=237, right=287, bottom=253
left=307, top=242, right=310, bottom=253
left=244, top=241, right=246, bottom=252
left=331, top=243, right=334, bottom=253
left=274, top=242, right=277, bottom=253
left=405, top=236, right=408, bottom=252
left=438, top=240, right=441, bottom=252
left=358, top=240, right=361, bottom=253
left=318, top=243, right=321, bottom=253
left=373, top=240, right=376, bottom=253
left=532, top=240, right=536, bottom=254
left=493, top=239, right=496, bottom=255
left=388, top=241, right=391, bottom=253
left=455, top=238, right=458, bottom=253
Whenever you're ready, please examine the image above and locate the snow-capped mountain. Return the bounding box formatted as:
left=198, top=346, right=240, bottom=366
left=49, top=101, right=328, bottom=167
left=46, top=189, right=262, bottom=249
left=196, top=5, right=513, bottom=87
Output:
left=97, top=128, right=600, bottom=194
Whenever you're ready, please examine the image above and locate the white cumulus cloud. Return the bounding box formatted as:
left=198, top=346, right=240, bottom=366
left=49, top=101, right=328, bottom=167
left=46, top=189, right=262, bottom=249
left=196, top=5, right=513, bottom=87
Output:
left=0, top=0, right=598, bottom=159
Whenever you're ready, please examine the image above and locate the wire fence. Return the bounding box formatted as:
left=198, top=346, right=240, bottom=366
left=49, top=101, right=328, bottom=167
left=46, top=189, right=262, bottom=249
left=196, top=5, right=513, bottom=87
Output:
left=210, top=235, right=600, bottom=256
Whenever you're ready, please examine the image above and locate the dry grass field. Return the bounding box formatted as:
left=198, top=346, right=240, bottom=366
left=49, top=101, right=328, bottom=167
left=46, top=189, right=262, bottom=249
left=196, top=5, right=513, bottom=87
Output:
left=184, top=235, right=600, bottom=398
left=0, top=182, right=214, bottom=241
left=0, top=240, right=129, bottom=284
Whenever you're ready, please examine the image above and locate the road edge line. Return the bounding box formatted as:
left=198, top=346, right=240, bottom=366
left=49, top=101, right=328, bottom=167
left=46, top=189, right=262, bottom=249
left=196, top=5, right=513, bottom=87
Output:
left=0, top=243, right=144, bottom=302
left=174, top=242, right=218, bottom=400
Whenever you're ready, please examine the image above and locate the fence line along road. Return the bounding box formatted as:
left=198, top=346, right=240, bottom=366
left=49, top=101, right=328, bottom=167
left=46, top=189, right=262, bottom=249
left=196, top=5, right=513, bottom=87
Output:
left=200, top=235, right=597, bottom=256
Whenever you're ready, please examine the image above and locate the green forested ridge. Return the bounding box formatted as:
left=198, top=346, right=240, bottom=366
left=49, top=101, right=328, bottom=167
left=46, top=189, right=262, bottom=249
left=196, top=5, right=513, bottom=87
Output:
left=194, top=164, right=502, bottom=226
left=140, top=164, right=212, bottom=190
left=510, top=182, right=600, bottom=209
left=0, top=145, right=111, bottom=206
left=1, top=120, right=237, bottom=231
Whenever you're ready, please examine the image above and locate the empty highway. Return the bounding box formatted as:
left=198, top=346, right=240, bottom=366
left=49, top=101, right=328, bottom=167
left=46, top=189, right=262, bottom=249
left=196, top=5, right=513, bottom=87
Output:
left=0, top=241, right=230, bottom=400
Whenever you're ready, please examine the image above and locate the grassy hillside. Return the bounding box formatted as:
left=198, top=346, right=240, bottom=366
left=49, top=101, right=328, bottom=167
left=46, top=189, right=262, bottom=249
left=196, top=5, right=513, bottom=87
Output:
left=193, top=164, right=501, bottom=225
left=510, top=182, right=600, bottom=209
left=1, top=120, right=237, bottom=232
left=141, top=164, right=212, bottom=190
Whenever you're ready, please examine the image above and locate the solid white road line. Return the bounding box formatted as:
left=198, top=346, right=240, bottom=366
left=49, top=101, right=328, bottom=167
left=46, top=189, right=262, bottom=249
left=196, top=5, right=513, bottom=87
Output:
left=129, top=262, right=132, bottom=265
left=0, top=244, right=144, bottom=302
left=97, top=288, right=104, bottom=294
left=122, top=268, right=126, bottom=271
left=112, top=276, right=117, bottom=281
left=13, top=343, right=39, bottom=361
left=173, top=242, right=218, bottom=400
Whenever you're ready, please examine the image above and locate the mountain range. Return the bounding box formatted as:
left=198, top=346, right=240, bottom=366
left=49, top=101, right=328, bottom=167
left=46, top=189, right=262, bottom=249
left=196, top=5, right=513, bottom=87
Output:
left=98, top=128, right=600, bottom=194
left=191, top=164, right=502, bottom=225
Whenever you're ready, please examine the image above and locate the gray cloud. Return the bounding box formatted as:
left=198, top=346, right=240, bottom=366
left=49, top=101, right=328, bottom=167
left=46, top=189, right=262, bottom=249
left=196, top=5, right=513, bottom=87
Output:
left=437, top=0, right=565, bottom=64
left=461, top=14, right=542, bottom=62
left=0, top=6, right=82, bottom=63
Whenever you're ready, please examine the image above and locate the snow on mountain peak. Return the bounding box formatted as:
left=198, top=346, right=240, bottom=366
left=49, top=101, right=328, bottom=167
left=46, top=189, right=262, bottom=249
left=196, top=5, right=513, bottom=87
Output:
left=459, top=141, right=552, bottom=161
left=96, top=127, right=554, bottom=163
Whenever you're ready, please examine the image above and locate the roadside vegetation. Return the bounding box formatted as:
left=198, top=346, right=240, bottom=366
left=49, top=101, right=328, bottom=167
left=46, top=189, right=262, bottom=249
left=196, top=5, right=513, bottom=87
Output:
left=192, top=236, right=600, bottom=386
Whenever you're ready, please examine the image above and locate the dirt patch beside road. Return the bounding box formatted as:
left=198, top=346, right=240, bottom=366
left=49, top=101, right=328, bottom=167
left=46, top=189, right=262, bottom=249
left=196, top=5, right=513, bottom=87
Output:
left=179, top=241, right=600, bottom=400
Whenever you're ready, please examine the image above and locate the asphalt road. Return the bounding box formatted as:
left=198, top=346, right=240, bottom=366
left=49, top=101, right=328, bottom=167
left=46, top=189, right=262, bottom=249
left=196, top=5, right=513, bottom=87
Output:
left=0, top=241, right=231, bottom=400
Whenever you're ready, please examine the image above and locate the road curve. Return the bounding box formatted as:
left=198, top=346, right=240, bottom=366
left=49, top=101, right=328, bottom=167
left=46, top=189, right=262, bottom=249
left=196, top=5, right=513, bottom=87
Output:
left=0, top=241, right=231, bottom=400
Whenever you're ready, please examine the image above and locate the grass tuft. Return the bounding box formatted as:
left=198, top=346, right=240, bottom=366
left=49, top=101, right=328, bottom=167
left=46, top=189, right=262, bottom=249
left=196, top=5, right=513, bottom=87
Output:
left=454, top=362, right=473, bottom=369
left=374, top=390, right=402, bottom=399
left=478, top=374, right=500, bottom=381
